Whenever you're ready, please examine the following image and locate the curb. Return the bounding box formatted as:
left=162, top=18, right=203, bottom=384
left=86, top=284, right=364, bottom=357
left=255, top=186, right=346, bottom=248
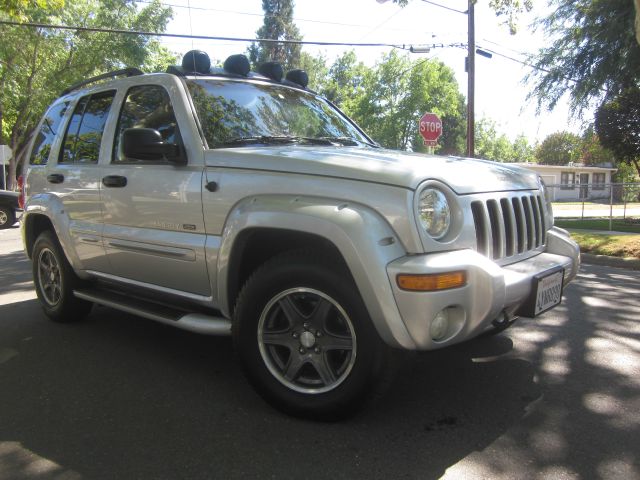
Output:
left=580, top=253, right=640, bottom=270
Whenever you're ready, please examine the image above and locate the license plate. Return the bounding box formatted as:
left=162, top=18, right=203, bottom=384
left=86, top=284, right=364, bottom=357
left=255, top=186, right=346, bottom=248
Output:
left=517, top=267, right=565, bottom=318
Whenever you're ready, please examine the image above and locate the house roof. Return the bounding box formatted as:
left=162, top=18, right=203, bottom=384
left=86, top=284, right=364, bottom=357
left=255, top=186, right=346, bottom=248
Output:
left=508, top=162, right=617, bottom=172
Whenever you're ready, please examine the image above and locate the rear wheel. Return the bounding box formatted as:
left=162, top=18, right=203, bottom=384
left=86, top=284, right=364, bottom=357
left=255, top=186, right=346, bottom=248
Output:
left=234, top=250, right=389, bottom=420
left=0, top=206, right=15, bottom=229
left=32, top=231, right=92, bottom=322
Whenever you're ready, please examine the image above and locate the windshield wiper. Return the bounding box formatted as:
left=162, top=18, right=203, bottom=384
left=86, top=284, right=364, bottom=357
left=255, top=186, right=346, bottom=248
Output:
left=217, top=135, right=301, bottom=147
left=218, top=135, right=342, bottom=147
left=217, top=135, right=376, bottom=148
left=317, top=136, right=379, bottom=148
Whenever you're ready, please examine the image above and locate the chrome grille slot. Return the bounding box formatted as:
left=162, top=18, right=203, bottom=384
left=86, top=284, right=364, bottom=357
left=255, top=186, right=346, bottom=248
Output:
left=500, top=198, right=516, bottom=257
left=522, top=196, right=535, bottom=250
left=472, top=193, right=546, bottom=261
left=512, top=197, right=526, bottom=254
left=487, top=199, right=504, bottom=259
left=471, top=201, right=489, bottom=257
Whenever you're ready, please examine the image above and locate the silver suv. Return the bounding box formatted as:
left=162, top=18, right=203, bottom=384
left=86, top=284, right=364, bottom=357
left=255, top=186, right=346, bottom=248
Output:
left=21, top=50, right=579, bottom=419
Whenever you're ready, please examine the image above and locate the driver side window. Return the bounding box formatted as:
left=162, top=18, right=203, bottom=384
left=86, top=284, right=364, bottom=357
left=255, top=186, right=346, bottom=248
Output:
left=113, top=85, right=179, bottom=163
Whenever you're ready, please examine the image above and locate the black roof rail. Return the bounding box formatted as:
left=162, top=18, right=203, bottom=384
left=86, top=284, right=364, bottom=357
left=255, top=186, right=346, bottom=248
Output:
left=60, top=67, right=144, bottom=96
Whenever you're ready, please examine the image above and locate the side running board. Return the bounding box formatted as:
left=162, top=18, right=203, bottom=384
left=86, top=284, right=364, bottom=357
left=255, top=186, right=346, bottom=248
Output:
left=73, top=288, right=232, bottom=336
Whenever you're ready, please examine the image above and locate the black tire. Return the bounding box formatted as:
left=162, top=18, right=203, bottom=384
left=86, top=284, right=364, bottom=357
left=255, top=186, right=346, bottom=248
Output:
left=0, top=206, right=15, bottom=230
left=32, top=231, right=92, bottom=322
left=233, top=250, right=390, bottom=420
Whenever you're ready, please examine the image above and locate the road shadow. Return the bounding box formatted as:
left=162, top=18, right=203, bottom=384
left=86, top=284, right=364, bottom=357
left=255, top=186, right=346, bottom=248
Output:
left=0, top=298, right=539, bottom=480
left=1, top=263, right=636, bottom=479
left=445, top=264, right=640, bottom=478
left=0, top=250, right=32, bottom=295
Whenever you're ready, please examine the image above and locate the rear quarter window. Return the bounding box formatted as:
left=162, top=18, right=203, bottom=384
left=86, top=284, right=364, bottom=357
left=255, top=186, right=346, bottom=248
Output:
left=29, top=101, right=70, bottom=165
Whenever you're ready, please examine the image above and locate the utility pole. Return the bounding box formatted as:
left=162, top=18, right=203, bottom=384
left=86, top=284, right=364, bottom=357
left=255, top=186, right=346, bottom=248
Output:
left=466, top=0, right=475, bottom=158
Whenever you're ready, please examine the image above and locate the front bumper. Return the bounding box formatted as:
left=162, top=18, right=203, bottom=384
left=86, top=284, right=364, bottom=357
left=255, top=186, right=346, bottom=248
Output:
left=386, top=227, right=579, bottom=350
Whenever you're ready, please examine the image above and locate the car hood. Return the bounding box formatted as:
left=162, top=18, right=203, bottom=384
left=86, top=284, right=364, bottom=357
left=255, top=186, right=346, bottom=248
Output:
left=205, top=146, right=540, bottom=194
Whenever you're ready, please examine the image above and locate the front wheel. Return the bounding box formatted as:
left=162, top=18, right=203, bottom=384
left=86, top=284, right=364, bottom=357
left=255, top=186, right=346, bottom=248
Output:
left=32, top=231, right=92, bottom=322
left=233, top=250, right=390, bottom=420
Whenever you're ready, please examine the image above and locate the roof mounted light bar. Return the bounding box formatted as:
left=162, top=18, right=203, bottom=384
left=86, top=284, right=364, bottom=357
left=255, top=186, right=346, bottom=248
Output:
left=168, top=50, right=310, bottom=90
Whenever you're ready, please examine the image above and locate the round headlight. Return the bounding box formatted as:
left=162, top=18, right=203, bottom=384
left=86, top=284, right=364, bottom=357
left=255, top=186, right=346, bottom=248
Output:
left=418, top=188, right=451, bottom=239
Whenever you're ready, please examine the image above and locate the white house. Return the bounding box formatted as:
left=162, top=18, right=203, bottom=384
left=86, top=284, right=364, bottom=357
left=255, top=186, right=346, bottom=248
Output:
left=509, top=163, right=617, bottom=201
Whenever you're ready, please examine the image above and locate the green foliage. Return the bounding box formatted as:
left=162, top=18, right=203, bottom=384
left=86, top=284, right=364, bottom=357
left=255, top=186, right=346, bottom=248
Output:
left=0, top=0, right=63, bottom=19
left=527, top=0, right=640, bottom=114
left=580, top=125, right=616, bottom=166
left=474, top=118, right=513, bottom=162
left=535, top=131, right=582, bottom=165
left=248, top=0, right=302, bottom=71
left=298, top=52, right=329, bottom=93
left=595, top=88, right=640, bottom=177
left=511, top=133, right=536, bottom=163
left=332, top=50, right=464, bottom=152
left=0, top=0, right=174, bottom=188
left=488, top=0, right=532, bottom=34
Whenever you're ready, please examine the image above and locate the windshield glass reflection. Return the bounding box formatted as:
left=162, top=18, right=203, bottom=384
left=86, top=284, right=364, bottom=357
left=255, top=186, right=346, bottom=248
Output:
left=186, top=79, right=371, bottom=148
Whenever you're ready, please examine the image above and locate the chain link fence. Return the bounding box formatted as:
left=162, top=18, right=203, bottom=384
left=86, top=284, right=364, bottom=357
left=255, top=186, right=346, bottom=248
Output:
left=547, top=182, right=640, bottom=229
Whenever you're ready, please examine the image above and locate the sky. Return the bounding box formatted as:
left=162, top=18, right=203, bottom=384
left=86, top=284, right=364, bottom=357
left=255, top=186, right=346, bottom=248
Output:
left=151, top=0, right=590, bottom=144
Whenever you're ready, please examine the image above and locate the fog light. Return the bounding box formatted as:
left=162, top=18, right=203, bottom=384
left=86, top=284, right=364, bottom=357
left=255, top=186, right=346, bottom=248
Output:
left=430, top=309, right=450, bottom=341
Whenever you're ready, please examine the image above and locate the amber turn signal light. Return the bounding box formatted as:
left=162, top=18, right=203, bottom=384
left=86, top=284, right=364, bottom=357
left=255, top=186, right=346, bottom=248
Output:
left=397, top=271, right=467, bottom=292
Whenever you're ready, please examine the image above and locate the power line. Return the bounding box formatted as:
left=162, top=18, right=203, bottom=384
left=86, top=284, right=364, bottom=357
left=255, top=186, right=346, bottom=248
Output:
left=419, top=0, right=467, bottom=15
left=0, top=20, right=411, bottom=49
left=134, top=0, right=428, bottom=32
left=358, top=6, right=405, bottom=41
left=470, top=44, right=590, bottom=87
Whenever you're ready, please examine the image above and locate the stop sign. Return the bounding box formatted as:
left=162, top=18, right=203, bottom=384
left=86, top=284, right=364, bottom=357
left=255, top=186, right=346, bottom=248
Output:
left=419, top=112, right=442, bottom=145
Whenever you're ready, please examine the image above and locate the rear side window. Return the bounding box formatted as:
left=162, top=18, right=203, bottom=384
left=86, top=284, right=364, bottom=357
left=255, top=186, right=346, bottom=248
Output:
left=29, top=101, right=70, bottom=165
left=113, top=85, right=179, bottom=163
left=60, top=91, right=115, bottom=164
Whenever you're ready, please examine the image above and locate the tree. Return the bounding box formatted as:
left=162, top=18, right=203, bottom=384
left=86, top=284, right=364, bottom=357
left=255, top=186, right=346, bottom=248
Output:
left=595, top=88, right=640, bottom=178
left=474, top=118, right=513, bottom=162
left=344, top=51, right=464, bottom=152
left=511, top=134, right=536, bottom=163
left=248, top=0, right=302, bottom=71
left=0, top=0, right=63, bottom=19
left=298, top=52, right=328, bottom=92
left=580, top=125, right=615, bottom=166
left=535, top=131, right=582, bottom=165
left=0, top=0, right=173, bottom=189
left=527, top=0, right=640, bottom=114
left=321, top=51, right=367, bottom=109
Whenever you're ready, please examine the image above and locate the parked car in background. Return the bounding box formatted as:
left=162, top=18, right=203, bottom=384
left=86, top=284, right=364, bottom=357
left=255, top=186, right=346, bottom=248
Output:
left=0, top=190, right=20, bottom=229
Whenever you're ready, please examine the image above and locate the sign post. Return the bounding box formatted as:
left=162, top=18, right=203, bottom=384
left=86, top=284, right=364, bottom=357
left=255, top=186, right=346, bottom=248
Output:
left=419, top=112, right=443, bottom=154
left=0, top=145, right=12, bottom=191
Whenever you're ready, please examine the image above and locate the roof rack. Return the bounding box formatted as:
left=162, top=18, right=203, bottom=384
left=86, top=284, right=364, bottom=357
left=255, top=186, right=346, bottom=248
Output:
left=60, top=68, right=144, bottom=96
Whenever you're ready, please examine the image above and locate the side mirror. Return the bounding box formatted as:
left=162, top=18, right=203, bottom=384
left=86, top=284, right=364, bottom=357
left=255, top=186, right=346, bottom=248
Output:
left=122, top=128, right=185, bottom=164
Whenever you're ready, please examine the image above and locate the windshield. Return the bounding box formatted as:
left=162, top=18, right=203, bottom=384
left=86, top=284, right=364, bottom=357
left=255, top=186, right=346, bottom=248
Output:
left=186, top=79, right=373, bottom=148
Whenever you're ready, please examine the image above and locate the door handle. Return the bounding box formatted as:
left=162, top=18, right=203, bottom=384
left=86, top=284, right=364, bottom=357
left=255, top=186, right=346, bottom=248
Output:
left=47, top=173, right=64, bottom=184
left=102, top=175, right=128, bottom=188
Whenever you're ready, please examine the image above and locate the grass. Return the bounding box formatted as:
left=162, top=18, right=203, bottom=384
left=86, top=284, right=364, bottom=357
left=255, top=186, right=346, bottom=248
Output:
left=555, top=218, right=640, bottom=234
left=567, top=231, right=640, bottom=258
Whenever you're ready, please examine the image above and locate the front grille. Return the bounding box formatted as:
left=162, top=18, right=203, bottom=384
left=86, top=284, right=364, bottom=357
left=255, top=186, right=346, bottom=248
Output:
left=471, top=194, right=546, bottom=260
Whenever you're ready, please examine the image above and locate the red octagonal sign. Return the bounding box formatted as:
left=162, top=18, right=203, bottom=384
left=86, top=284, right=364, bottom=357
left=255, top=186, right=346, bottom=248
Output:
left=419, top=112, right=443, bottom=146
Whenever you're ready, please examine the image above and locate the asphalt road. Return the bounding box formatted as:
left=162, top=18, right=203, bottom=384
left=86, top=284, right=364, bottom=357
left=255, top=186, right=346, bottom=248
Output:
left=1, top=226, right=639, bottom=480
